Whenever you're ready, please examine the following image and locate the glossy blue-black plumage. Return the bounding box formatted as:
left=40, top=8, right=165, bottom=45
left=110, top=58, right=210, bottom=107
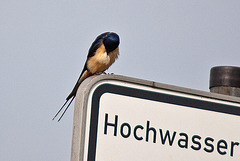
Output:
left=87, top=32, right=110, bottom=58
left=103, top=33, right=120, bottom=53
left=87, top=32, right=120, bottom=57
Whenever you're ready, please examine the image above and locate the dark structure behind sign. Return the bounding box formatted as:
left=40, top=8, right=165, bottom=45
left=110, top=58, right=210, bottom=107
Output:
left=210, top=66, right=240, bottom=97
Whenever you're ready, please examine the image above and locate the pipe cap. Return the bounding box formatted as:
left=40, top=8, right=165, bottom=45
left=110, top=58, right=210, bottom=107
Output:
left=210, top=66, right=240, bottom=88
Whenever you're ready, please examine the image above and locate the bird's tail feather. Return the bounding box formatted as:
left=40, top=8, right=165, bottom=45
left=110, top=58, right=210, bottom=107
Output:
left=52, top=96, right=75, bottom=121
left=52, top=98, right=69, bottom=121
left=52, top=69, right=91, bottom=121
left=66, top=70, right=91, bottom=100
left=58, top=96, right=75, bottom=121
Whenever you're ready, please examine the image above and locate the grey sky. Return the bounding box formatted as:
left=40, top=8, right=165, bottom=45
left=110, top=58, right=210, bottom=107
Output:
left=1, top=1, right=240, bottom=161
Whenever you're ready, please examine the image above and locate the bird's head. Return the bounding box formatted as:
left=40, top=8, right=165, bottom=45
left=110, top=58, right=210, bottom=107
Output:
left=103, top=32, right=120, bottom=53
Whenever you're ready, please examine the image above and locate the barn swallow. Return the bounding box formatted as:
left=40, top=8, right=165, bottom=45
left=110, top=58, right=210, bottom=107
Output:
left=53, top=32, right=120, bottom=121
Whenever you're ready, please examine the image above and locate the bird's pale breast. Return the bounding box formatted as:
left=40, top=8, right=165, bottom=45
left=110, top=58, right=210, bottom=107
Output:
left=87, top=44, right=119, bottom=74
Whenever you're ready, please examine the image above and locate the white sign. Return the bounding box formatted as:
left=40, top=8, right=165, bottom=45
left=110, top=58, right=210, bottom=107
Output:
left=73, top=79, right=240, bottom=161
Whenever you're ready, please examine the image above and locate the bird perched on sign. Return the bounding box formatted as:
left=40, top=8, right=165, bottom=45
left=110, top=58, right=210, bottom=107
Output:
left=53, top=32, right=120, bottom=121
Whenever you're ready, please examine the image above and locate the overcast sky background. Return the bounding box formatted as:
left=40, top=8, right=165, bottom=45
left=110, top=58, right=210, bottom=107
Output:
left=1, top=1, right=240, bottom=161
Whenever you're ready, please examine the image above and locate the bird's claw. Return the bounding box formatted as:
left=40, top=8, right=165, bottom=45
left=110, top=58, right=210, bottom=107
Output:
left=95, top=72, right=114, bottom=75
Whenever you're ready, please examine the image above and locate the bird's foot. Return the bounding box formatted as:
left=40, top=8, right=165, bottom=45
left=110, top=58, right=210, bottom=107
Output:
left=95, top=72, right=106, bottom=75
left=95, top=72, right=114, bottom=75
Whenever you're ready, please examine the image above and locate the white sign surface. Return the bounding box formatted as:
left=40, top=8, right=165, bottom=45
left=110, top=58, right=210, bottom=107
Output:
left=81, top=80, right=240, bottom=161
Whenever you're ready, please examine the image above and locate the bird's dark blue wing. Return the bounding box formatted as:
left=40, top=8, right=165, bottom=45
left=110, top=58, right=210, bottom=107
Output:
left=87, top=32, right=110, bottom=58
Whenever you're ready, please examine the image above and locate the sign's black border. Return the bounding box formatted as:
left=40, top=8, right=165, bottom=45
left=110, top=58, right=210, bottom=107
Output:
left=87, top=83, right=240, bottom=161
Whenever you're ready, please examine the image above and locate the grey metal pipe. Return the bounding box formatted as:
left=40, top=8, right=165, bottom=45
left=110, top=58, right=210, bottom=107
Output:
left=209, top=66, right=240, bottom=97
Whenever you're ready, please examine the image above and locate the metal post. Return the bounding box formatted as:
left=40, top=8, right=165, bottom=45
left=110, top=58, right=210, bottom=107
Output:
left=209, top=66, right=240, bottom=97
